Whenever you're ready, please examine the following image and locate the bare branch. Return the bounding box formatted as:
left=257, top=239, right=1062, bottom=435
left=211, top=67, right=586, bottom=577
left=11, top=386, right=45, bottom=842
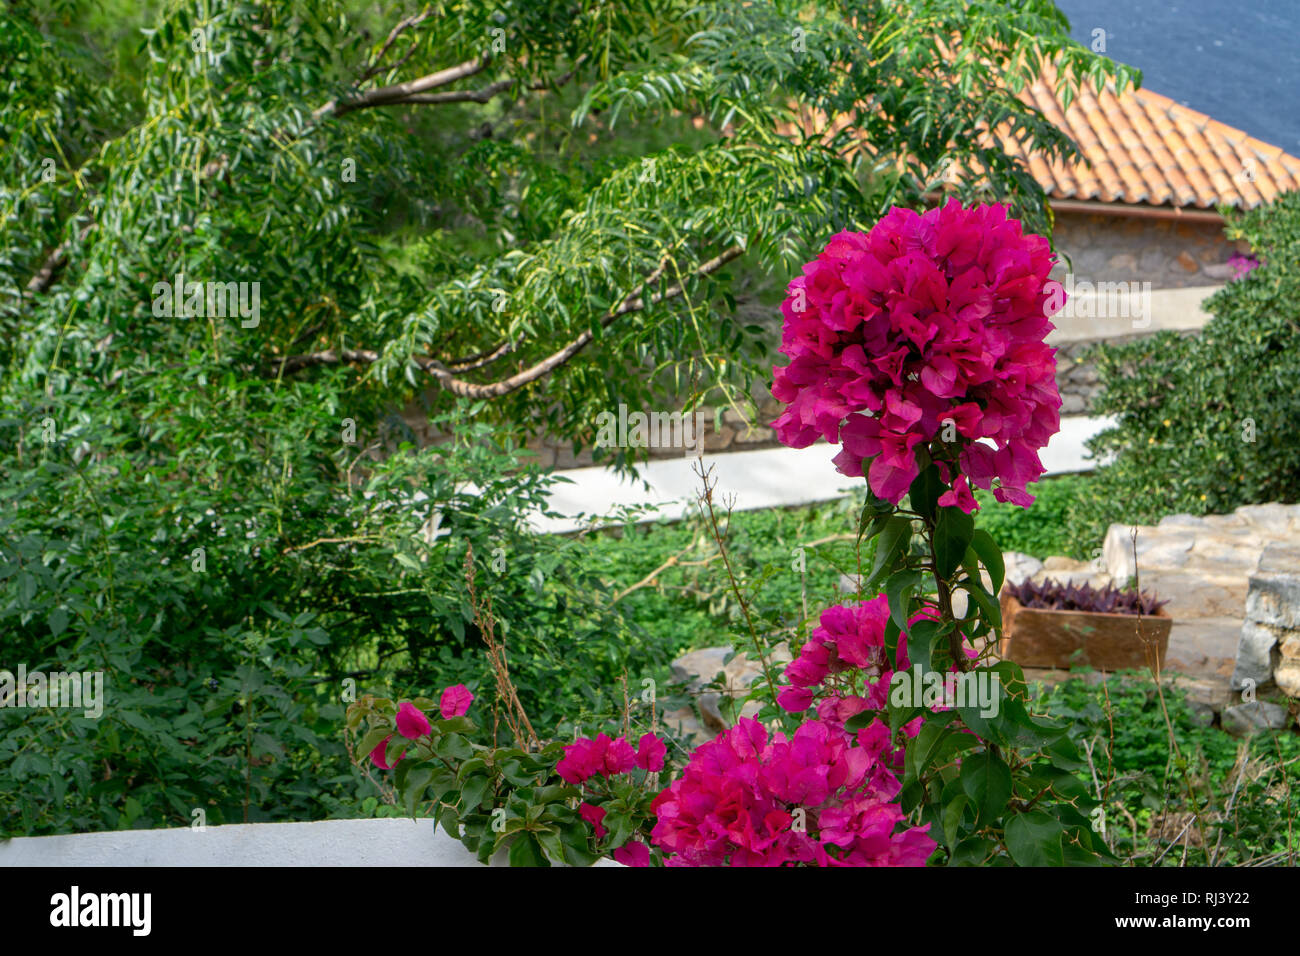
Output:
left=25, top=223, right=95, bottom=294
left=360, top=7, right=434, bottom=82
left=313, top=54, right=491, bottom=120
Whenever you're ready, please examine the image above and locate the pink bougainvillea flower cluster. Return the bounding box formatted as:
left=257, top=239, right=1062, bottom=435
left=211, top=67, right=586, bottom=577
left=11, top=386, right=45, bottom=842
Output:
left=770, top=199, right=1063, bottom=510
left=556, top=731, right=666, bottom=784
left=776, top=595, right=910, bottom=716
left=558, top=731, right=667, bottom=867
left=369, top=685, right=475, bottom=769
left=650, top=716, right=935, bottom=867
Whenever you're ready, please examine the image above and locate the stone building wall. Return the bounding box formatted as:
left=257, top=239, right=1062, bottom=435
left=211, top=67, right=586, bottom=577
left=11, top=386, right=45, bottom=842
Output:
left=1049, top=210, right=1243, bottom=288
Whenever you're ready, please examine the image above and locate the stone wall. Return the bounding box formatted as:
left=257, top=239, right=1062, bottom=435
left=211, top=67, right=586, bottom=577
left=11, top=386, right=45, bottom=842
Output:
left=1050, top=211, right=1243, bottom=289
left=1053, top=328, right=1200, bottom=415
left=1233, top=542, right=1300, bottom=698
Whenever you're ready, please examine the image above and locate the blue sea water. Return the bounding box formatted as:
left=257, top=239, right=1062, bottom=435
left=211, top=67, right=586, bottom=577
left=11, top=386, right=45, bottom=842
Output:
left=1055, top=0, right=1300, bottom=153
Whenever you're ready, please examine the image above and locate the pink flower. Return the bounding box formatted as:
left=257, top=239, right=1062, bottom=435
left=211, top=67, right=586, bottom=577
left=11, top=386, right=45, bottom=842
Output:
left=650, top=717, right=934, bottom=867
left=604, top=736, right=637, bottom=775
left=937, top=473, right=979, bottom=514
left=369, top=734, right=400, bottom=770
left=555, top=733, right=637, bottom=784
left=579, top=802, right=607, bottom=838
left=395, top=702, right=431, bottom=739
left=613, top=840, right=651, bottom=867
left=635, top=733, right=667, bottom=772
left=439, top=684, right=474, bottom=719
left=772, top=200, right=1062, bottom=509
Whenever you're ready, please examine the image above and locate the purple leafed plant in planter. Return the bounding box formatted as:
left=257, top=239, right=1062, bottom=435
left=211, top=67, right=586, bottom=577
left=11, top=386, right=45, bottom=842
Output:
left=999, top=577, right=1171, bottom=671
left=1005, top=577, right=1168, bottom=617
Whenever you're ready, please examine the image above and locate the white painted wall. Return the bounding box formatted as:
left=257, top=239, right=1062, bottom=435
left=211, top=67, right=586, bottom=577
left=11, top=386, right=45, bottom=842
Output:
left=0, top=818, right=622, bottom=868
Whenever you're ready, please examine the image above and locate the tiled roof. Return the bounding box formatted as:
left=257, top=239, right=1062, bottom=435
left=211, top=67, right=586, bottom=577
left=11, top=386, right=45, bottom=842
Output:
left=1005, top=67, right=1300, bottom=210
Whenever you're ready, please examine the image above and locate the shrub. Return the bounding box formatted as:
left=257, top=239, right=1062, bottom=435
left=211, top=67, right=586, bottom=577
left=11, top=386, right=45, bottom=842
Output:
left=973, top=472, right=1092, bottom=559
left=1066, top=191, right=1300, bottom=548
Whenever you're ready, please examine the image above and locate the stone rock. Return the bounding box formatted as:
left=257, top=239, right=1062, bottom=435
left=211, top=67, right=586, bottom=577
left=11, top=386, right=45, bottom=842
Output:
left=1003, top=551, right=1043, bottom=586
left=697, top=694, right=762, bottom=733
left=1245, top=569, right=1300, bottom=629
left=1103, top=523, right=1194, bottom=582
left=670, top=643, right=790, bottom=693
left=1230, top=621, right=1280, bottom=691
left=1164, top=617, right=1241, bottom=676
left=1257, top=540, right=1300, bottom=575
left=1276, top=660, right=1300, bottom=698
left=1030, top=556, right=1112, bottom=590
left=660, top=706, right=709, bottom=746
left=1189, top=536, right=1265, bottom=572
left=840, top=573, right=860, bottom=595
left=1157, top=514, right=1210, bottom=530
left=1221, top=701, right=1290, bottom=736
left=670, top=643, right=791, bottom=734
left=1142, top=570, right=1245, bottom=619
left=733, top=425, right=775, bottom=444
left=1234, top=503, right=1296, bottom=534
left=1186, top=700, right=1217, bottom=727
left=670, top=646, right=732, bottom=690
left=703, top=426, right=734, bottom=452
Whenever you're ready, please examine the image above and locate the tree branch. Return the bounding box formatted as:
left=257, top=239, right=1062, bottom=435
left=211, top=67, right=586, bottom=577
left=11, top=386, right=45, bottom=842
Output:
left=313, top=54, right=491, bottom=120
left=272, top=244, right=744, bottom=397
left=422, top=244, right=744, bottom=399
left=25, top=223, right=95, bottom=294
left=360, top=7, right=434, bottom=83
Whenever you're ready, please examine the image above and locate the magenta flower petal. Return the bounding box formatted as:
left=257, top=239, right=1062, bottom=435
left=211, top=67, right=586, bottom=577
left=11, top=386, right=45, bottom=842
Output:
left=369, top=734, right=398, bottom=770
left=613, top=840, right=651, bottom=867
left=439, top=684, right=474, bottom=719
left=395, top=701, right=432, bottom=739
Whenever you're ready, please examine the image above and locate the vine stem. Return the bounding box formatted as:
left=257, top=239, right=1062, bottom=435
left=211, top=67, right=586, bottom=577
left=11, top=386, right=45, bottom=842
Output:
left=692, top=460, right=780, bottom=704
left=925, top=518, right=969, bottom=673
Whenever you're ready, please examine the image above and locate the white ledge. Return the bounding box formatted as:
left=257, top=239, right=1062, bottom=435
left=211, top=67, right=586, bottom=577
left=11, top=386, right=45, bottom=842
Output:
left=0, top=818, right=623, bottom=867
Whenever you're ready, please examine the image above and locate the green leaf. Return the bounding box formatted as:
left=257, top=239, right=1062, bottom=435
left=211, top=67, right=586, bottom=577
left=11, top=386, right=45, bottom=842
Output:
left=959, top=750, right=1013, bottom=826
left=355, top=727, right=390, bottom=760
left=907, top=463, right=944, bottom=520
left=459, top=774, right=491, bottom=811
left=402, top=766, right=434, bottom=817
left=942, top=793, right=969, bottom=849
left=904, top=620, right=944, bottom=674
left=885, top=569, right=923, bottom=630
left=956, top=577, right=1002, bottom=631
left=933, top=506, right=974, bottom=578
left=968, top=529, right=1005, bottom=596
left=866, top=515, right=912, bottom=588
left=1004, top=810, right=1066, bottom=867
left=904, top=710, right=957, bottom=784
left=508, top=831, right=550, bottom=867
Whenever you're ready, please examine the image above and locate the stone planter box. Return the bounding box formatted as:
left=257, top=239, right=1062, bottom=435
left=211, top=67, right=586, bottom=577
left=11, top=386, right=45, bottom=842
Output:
left=999, top=594, right=1171, bottom=670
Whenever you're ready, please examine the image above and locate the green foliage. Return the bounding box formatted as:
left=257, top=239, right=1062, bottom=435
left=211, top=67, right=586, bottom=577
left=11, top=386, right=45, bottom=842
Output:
left=973, top=473, right=1094, bottom=559
left=1039, top=675, right=1300, bottom=865
left=1066, top=191, right=1300, bottom=549
left=348, top=695, right=661, bottom=867
left=0, top=0, right=1137, bottom=841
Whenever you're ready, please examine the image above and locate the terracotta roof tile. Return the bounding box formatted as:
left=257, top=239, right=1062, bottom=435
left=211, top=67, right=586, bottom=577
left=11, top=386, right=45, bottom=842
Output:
left=1001, top=65, right=1300, bottom=209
